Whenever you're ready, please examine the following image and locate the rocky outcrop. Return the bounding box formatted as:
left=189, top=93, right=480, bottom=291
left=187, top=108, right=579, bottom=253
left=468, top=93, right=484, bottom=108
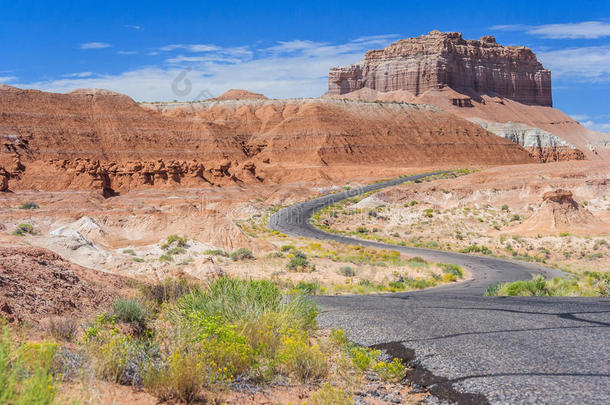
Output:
left=510, top=188, right=606, bottom=236
left=0, top=246, right=128, bottom=322
left=1, top=85, right=535, bottom=194
left=471, top=120, right=586, bottom=162
left=328, top=31, right=552, bottom=106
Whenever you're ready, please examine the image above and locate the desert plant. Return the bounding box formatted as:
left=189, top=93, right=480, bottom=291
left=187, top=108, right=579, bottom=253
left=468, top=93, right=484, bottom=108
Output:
left=230, top=248, right=254, bottom=261
left=12, top=223, right=34, bottom=236
left=0, top=327, right=59, bottom=404
left=161, top=234, right=187, bottom=249
left=338, top=266, right=356, bottom=277
left=159, top=254, right=173, bottom=262
left=438, top=263, right=464, bottom=278
left=308, top=383, right=354, bottom=405
left=276, top=334, right=327, bottom=381
left=141, top=278, right=200, bottom=305
left=122, top=248, right=136, bottom=256
left=167, top=247, right=187, bottom=256
left=46, top=316, right=78, bottom=342
left=372, top=358, right=406, bottom=382
left=113, top=299, right=150, bottom=329
left=203, top=249, right=229, bottom=257
left=286, top=251, right=314, bottom=272
left=19, top=201, right=39, bottom=210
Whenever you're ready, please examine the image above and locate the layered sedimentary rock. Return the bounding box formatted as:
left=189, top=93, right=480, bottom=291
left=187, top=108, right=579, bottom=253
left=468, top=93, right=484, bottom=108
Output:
left=0, top=85, right=534, bottom=194
left=470, top=119, right=586, bottom=162
left=328, top=31, right=552, bottom=106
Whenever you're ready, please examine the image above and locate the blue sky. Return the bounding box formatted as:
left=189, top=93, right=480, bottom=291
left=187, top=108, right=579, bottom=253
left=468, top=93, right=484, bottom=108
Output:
left=1, top=0, right=609, bottom=132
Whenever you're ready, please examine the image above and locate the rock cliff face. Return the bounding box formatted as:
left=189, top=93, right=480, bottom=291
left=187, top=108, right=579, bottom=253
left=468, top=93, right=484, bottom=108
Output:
left=470, top=119, right=586, bottom=162
left=0, top=85, right=534, bottom=194
left=328, top=31, right=552, bottom=106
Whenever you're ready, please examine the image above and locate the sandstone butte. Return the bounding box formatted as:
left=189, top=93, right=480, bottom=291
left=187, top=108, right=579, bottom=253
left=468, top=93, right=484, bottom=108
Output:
left=0, top=84, right=533, bottom=195
left=326, top=31, right=610, bottom=161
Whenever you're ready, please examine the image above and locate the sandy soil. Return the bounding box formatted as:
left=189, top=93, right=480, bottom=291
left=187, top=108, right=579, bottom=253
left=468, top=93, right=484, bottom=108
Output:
left=312, top=161, right=610, bottom=274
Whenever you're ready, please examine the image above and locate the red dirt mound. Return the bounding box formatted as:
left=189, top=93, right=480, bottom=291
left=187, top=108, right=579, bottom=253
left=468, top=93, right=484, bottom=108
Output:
left=213, top=89, right=268, bottom=100
left=0, top=246, right=130, bottom=322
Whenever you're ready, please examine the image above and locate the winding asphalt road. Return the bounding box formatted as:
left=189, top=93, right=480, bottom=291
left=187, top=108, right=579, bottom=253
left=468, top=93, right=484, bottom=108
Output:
left=269, top=172, right=610, bottom=405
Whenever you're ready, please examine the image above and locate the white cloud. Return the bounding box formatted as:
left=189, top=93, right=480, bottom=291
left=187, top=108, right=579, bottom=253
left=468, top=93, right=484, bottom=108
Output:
left=125, top=25, right=142, bottom=30
left=62, top=72, right=93, bottom=78
left=538, top=45, right=610, bottom=81
left=569, top=114, right=590, bottom=122
left=80, top=42, right=112, bottom=49
left=492, top=21, right=610, bottom=39
left=581, top=120, right=610, bottom=133
left=159, top=44, right=219, bottom=52
left=16, top=35, right=399, bottom=101
left=118, top=51, right=138, bottom=55
left=0, top=76, right=17, bottom=83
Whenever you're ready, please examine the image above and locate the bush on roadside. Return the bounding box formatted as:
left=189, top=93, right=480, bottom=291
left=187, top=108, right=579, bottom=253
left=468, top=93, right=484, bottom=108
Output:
left=308, top=383, right=354, bottom=405
left=0, top=327, right=59, bottom=404
left=438, top=263, right=464, bottom=278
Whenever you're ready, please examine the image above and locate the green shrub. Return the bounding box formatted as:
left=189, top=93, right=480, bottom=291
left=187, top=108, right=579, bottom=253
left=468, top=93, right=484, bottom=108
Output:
left=308, top=383, right=354, bottom=405
left=159, top=254, right=173, bottom=262
left=511, top=214, right=521, bottom=221
left=122, top=249, right=136, bottom=256
left=276, top=334, right=327, bottom=381
left=142, top=344, right=208, bottom=403
left=230, top=248, right=254, bottom=261
left=348, top=346, right=380, bottom=372
left=294, top=281, right=320, bottom=295
left=203, top=249, right=229, bottom=257
left=0, top=327, right=59, bottom=404
left=484, top=283, right=502, bottom=296
left=356, top=226, right=368, bottom=234
left=113, top=299, right=149, bottom=329
left=438, top=263, right=464, bottom=278
left=372, top=358, right=406, bottom=382
left=84, top=324, right=147, bottom=384
left=406, top=256, right=428, bottom=267
left=132, top=257, right=145, bottom=263
left=286, top=251, right=314, bottom=272
left=501, top=204, right=510, bottom=211
left=19, top=202, right=39, bottom=210
left=280, top=245, right=295, bottom=252
left=12, top=223, right=34, bottom=236
left=338, top=266, right=356, bottom=277
left=329, top=328, right=349, bottom=348
left=460, top=244, right=492, bottom=255
left=161, top=234, right=187, bottom=249
left=167, top=247, right=187, bottom=256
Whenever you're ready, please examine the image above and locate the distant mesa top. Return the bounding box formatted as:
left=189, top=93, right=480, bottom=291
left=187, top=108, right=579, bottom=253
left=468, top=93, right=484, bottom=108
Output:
left=328, top=31, right=552, bottom=107
left=212, top=89, right=268, bottom=101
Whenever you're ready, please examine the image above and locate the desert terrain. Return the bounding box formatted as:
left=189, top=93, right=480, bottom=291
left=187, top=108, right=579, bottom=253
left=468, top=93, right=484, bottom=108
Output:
left=0, top=30, right=608, bottom=405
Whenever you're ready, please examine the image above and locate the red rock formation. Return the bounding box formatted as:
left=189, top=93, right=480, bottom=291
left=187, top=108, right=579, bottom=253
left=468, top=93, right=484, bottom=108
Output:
left=328, top=31, right=552, bottom=107
left=0, top=85, right=535, bottom=194
left=212, top=89, right=268, bottom=100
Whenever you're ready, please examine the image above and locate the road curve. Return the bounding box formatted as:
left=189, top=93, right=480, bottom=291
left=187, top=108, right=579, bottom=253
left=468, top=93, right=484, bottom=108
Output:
left=269, top=172, right=610, bottom=405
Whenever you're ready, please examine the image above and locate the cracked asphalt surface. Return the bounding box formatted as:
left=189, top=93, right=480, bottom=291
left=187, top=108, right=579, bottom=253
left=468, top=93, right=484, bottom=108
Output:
left=269, top=172, right=610, bottom=404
